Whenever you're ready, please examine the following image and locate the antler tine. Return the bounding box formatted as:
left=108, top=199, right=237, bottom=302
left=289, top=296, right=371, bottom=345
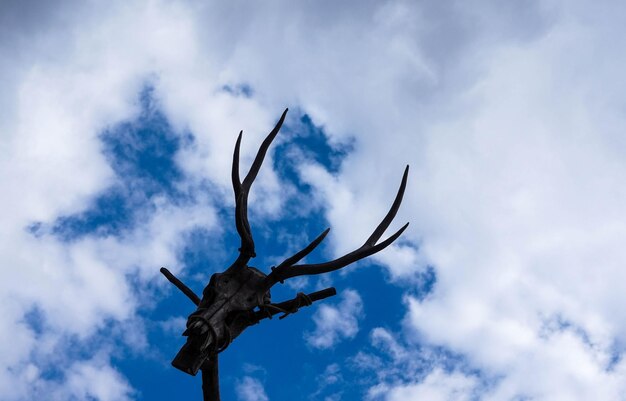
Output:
left=232, top=130, right=253, bottom=259
left=242, top=108, right=288, bottom=189
left=274, top=228, right=331, bottom=273
left=365, top=165, right=409, bottom=246
left=232, top=131, right=243, bottom=198
left=230, top=109, right=289, bottom=265
left=265, top=165, right=409, bottom=287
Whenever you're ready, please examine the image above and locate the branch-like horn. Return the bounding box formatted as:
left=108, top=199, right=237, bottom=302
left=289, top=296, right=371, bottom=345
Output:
left=265, top=165, right=409, bottom=287
left=228, top=109, right=288, bottom=271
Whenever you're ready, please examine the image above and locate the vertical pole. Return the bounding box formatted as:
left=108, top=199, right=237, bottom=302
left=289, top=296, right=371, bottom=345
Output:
left=201, top=354, right=220, bottom=401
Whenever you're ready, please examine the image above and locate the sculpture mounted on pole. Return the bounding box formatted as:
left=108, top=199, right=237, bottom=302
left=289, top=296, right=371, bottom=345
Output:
left=160, top=109, right=409, bottom=400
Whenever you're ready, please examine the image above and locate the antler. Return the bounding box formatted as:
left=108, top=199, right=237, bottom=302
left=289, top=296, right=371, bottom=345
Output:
left=264, top=165, right=409, bottom=287
left=226, top=109, right=288, bottom=272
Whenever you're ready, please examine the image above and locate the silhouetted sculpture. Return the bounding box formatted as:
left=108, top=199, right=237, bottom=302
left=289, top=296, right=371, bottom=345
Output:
left=161, top=109, right=409, bottom=400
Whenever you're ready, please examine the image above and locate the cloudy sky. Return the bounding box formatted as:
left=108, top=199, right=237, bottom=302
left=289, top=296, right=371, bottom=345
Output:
left=2, top=1, right=626, bottom=400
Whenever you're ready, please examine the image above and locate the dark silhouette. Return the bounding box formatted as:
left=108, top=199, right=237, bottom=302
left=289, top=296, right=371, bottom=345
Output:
left=161, top=109, right=409, bottom=400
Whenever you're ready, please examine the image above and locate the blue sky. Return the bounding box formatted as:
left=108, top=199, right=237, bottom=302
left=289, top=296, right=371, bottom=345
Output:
left=34, top=87, right=421, bottom=400
left=2, top=1, right=626, bottom=400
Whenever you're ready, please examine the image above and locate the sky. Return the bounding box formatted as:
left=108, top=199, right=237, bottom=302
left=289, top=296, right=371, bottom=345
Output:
left=1, top=1, right=626, bottom=400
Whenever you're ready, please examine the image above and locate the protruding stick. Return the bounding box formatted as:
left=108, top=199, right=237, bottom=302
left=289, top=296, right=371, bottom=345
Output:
left=160, top=267, right=201, bottom=306
left=252, top=287, right=337, bottom=321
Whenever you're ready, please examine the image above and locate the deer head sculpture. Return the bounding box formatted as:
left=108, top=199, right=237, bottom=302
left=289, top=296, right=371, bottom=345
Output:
left=160, top=109, right=408, bottom=398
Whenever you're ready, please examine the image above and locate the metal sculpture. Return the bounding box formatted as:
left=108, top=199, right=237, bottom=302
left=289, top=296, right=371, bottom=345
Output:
left=160, top=109, right=409, bottom=401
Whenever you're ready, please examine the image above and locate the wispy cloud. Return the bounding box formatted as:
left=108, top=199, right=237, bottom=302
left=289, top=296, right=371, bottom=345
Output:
left=236, top=376, right=269, bottom=401
left=369, top=368, right=477, bottom=401
left=305, top=289, right=364, bottom=349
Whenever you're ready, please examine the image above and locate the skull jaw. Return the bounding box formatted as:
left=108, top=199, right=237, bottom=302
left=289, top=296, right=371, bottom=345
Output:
left=172, top=336, right=211, bottom=376
left=172, top=266, right=271, bottom=376
left=172, top=308, right=256, bottom=375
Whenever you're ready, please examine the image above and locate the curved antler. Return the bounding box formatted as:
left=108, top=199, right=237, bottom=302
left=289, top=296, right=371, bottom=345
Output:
left=227, top=109, right=289, bottom=271
left=264, top=165, right=409, bottom=287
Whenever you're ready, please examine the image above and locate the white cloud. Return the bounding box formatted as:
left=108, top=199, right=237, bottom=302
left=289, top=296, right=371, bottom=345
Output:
left=355, top=327, right=481, bottom=400
left=1, top=352, right=134, bottom=401
left=60, top=356, right=135, bottom=401
left=369, top=369, right=477, bottom=401
left=397, top=4, right=626, bottom=399
left=305, top=289, right=363, bottom=349
left=236, top=376, right=269, bottom=401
